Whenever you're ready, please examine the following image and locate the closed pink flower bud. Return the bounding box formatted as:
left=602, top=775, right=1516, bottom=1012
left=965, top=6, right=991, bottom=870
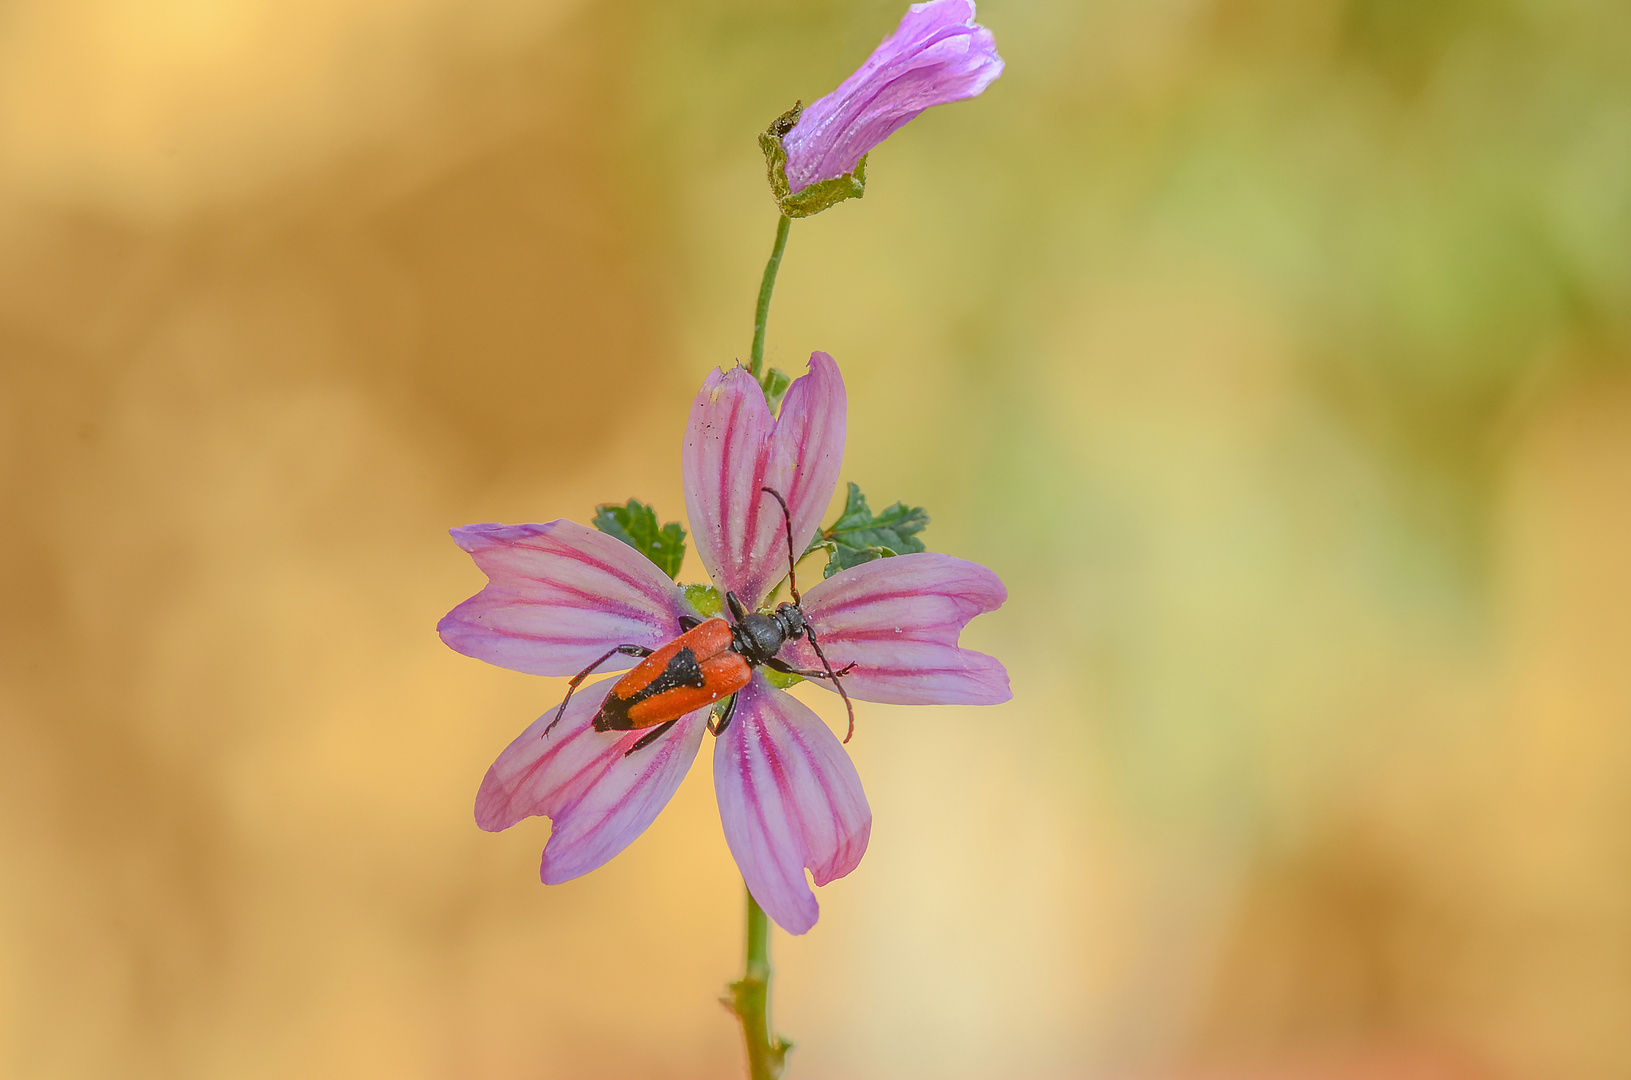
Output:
left=781, top=0, right=1003, bottom=194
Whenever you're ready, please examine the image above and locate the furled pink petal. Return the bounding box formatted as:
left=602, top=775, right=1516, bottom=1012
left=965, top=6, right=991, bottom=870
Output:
left=682, top=353, right=845, bottom=608
left=714, top=674, right=872, bottom=935
left=781, top=0, right=1003, bottom=193
left=780, top=551, right=1009, bottom=705
left=439, top=520, right=695, bottom=677
left=475, top=680, right=709, bottom=883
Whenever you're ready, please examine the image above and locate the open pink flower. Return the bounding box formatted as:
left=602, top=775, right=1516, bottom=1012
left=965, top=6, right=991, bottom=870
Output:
left=781, top=0, right=1004, bottom=194
left=439, top=353, right=1008, bottom=933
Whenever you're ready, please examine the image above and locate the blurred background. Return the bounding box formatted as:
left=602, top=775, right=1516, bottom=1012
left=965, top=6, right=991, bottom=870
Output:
left=3, top=0, right=1630, bottom=1077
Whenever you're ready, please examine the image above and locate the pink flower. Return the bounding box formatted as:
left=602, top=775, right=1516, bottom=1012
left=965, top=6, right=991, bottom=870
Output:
left=439, top=353, right=1009, bottom=934
left=780, top=0, right=1004, bottom=195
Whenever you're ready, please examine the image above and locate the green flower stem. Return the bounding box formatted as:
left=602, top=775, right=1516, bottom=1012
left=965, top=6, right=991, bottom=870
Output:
left=726, top=884, right=790, bottom=1079
left=749, top=214, right=792, bottom=380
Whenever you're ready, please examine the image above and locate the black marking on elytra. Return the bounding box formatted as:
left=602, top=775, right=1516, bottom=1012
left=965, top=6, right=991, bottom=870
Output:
left=632, top=647, right=707, bottom=703
left=595, top=647, right=708, bottom=733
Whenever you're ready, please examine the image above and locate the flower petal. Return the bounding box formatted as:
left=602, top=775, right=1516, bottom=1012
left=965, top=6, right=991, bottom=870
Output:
left=780, top=551, right=1010, bottom=705
left=475, top=680, right=709, bottom=884
left=714, top=674, right=872, bottom=935
left=682, top=353, right=845, bottom=608
left=439, top=520, right=695, bottom=677
left=771, top=353, right=847, bottom=568
left=782, top=0, right=1004, bottom=192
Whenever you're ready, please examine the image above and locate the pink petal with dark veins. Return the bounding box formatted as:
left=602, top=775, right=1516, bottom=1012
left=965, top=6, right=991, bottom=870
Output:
left=682, top=353, right=845, bottom=608
left=782, top=0, right=1003, bottom=192
left=474, top=680, right=709, bottom=884
left=439, top=520, right=695, bottom=677
left=781, top=551, right=1010, bottom=705
left=713, top=674, right=871, bottom=934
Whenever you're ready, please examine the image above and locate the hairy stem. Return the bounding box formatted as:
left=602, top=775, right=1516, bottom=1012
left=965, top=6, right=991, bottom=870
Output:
left=726, top=885, right=790, bottom=1079
left=749, top=214, right=792, bottom=379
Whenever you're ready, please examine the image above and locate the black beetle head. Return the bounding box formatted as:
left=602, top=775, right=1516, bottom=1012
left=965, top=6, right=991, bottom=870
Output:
left=772, top=602, right=807, bottom=639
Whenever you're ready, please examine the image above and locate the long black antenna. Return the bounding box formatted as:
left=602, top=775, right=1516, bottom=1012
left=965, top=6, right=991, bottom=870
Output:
left=760, top=486, right=804, bottom=604
left=762, top=486, right=858, bottom=742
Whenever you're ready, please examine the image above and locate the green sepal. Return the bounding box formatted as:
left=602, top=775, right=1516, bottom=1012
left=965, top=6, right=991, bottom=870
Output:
left=805, top=481, right=929, bottom=578
left=759, top=103, right=867, bottom=219
left=683, top=582, right=723, bottom=618
left=592, top=499, right=687, bottom=579
left=760, top=667, right=804, bottom=690
left=759, top=366, right=793, bottom=414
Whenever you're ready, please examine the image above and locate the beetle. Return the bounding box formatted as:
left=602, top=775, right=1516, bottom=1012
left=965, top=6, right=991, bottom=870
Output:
left=543, top=487, right=856, bottom=755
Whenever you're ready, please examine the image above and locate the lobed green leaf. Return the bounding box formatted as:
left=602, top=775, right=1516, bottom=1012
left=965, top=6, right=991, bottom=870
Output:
left=592, top=499, right=687, bottom=579
left=805, top=482, right=930, bottom=578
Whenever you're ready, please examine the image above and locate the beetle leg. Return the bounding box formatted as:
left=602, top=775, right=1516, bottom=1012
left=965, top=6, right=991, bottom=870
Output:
left=678, top=615, right=702, bottom=632
left=624, top=718, right=680, bottom=756
left=708, top=693, right=739, bottom=737
left=764, top=656, right=857, bottom=680
left=726, top=591, right=750, bottom=624
left=543, top=643, right=653, bottom=738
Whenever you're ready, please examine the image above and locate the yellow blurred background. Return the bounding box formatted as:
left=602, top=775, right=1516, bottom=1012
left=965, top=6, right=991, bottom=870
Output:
left=4, top=0, right=1631, bottom=1077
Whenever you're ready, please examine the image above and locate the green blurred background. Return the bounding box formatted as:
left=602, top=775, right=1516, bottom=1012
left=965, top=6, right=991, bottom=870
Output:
left=4, top=0, right=1631, bottom=1077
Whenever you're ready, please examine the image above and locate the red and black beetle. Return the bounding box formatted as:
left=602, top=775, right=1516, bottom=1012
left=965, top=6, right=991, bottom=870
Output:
left=544, top=487, right=855, bottom=754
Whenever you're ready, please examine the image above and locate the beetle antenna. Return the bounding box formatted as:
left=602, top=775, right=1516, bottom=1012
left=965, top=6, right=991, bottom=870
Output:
left=761, top=485, right=857, bottom=742
left=805, top=626, right=857, bottom=743
left=760, top=486, right=801, bottom=605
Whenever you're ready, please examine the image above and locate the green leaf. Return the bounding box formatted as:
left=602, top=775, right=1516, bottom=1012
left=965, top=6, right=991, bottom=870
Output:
left=759, top=102, right=867, bottom=219
left=805, top=482, right=930, bottom=578
left=592, top=499, right=687, bottom=579
left=759, top=366, right=793, bottom=414
left=683, top=582, right=723, bottom=617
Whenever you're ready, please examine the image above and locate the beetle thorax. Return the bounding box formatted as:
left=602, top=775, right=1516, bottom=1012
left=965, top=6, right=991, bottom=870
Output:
left=732, top=602, right=807, bottom=665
